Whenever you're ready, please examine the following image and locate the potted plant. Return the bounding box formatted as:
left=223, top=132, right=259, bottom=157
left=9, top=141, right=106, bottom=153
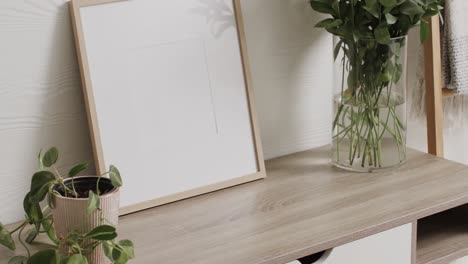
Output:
left=309, top=0, right=443, bottom=171
left=0, top=147, right=134, bottom=264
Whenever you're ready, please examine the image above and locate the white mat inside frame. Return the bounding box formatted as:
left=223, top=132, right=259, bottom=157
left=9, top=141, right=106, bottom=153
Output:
left=70, top=0, right=265, bottom=213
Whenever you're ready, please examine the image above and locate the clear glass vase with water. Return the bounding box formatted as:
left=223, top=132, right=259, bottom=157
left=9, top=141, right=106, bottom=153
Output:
left=332, top=36, right=407, bottom=172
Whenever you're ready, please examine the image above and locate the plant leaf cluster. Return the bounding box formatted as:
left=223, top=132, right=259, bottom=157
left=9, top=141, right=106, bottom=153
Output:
left=309, top=0, right=443, bottom=97
left=0, top=147, right=134, bottom=264
left=311, top=0, right=444, bottom=44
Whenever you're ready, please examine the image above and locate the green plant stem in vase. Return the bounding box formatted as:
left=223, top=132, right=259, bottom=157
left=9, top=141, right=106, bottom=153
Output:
left=310, top=0, right=443, bottom=172
left=332, top=36, right=407, bottom=171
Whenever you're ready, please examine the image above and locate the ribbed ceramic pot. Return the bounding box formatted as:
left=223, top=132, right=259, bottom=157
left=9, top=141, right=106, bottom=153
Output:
left=52, top=176, right=120, bottom=264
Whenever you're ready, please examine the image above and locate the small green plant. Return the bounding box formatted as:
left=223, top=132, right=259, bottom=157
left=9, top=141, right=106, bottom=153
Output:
left=0, top=147, right=134, bottom=264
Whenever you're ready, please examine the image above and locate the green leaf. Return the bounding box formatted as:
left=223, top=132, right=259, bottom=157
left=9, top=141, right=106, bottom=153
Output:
left=112, top=246, right=129, bottom=264
left=87, top=191, right=100, bottom=215
left=315, top=18, right=343, bottom=29
left=327, top=19, right=343, bottom=28
left=30, top=171, right=56, bottom=203
left=333, top=40, right=343, bottom=61
left=309, top=0, right=337, bottom=16
left=25, top=229, right=38, bottom=244
left=0, top=222, right=15, bottom=250
left=8, top=256, right=28, bottom=264
left=43, top=218, right=59, bottom=245
left=42, top=147, right=59, bottom=168
left=109, top=165, right=122, bottom=188
left=23, top=193, right=43, bottom=231
left=103, top=241, right=114, bottom=262
left=374, top=23, right=391, bottom=44
left=315, top=18, right=333, bottom=28
left=379, top=0, right=397, bottom=8
left=85, top=225, right=117, bottom=241
left=118, top=240, right=135, bottom=259
left=385, top=13, right=398, bottom=24
left=363, top=5, right=380, bottom=18
left=68, top=163, right=88, bottom=178
left=363, top=0, right=381, bottom=18
left=66, top=254, right=88, bottom=264
left=27, top=249, right=58, bottom=264
left=399, top=2, right=425, bottom=16
left=380, top=69, right=393, bottom=83
left=420, top=19, right=430, bottom=43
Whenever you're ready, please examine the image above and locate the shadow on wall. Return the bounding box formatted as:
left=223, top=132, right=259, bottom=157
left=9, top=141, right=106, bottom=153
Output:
left=189, top=0, right=236, bottom=39
left=240, top=0, right=333, bottom=159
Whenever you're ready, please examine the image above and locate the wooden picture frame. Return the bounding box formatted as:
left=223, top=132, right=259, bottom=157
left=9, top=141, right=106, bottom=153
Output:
left=70, top=0, right=266, bottom=214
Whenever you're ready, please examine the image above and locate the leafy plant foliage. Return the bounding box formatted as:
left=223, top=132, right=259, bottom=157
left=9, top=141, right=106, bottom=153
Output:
left=310, top=0, right=443, bottom=43
left=0, top=147, right=134, bottom=264
left=310, top=0, right=443, bottom=168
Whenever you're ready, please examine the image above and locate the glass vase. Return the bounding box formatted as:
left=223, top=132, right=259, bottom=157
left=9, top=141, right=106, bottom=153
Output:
left=332, top=36, right=407, bottom=172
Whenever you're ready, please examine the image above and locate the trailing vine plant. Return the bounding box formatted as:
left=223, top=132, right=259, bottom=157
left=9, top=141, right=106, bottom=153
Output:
left=0, top=147, right=134, bottom=264
left=310, top=0, right=444, bottom=168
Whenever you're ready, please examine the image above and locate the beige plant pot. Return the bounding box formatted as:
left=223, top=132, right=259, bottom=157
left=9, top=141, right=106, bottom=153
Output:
left=52, top=176, right=120, bottom=264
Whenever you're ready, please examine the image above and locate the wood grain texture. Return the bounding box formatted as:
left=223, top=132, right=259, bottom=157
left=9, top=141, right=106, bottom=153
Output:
left=417, top=205, right=468, bottom=264
left=3, top=146, right=468, bottom=263
left=116, top=147, right=468, bottom=264
left=424, top=15, right=444, bottom=157
left=442, top=88, right=457, bottom=97
left=0, top=0, right=94, bottom=225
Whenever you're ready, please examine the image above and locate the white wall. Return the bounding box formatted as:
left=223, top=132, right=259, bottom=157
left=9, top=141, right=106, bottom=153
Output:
left=0, top=0, right=332, bottom=224
left=242, top=0, right=332, bottom=159
left=0, top=0, right=94, bottom=225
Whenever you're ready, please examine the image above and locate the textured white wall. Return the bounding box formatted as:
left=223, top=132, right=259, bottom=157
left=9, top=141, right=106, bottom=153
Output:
left=0, top=0, right=94, bottom=225
left=241, top=0, right=332, bottom=159
left=0, top=0, right=332, bottom=224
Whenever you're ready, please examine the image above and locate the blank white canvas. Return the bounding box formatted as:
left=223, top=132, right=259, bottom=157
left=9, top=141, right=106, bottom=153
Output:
left=79, top=0, right=259, bottom=208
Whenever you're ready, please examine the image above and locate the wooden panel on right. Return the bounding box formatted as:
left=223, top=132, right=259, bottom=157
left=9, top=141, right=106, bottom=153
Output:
left=417, top=204, right=468, bottom=264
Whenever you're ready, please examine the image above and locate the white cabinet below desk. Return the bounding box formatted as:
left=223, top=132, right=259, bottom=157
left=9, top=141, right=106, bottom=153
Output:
left=451, top=256, right=468, bottom=264
left=288, top=223, right=413, bottom=264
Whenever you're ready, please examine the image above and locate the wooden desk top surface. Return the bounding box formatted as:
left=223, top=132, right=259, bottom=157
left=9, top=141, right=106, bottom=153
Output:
left=3, top=146, right=468, bottom=264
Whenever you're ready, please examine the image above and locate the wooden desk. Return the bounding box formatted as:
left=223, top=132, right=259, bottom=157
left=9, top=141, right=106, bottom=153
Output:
left=2, top=146, right=468, bottom=264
